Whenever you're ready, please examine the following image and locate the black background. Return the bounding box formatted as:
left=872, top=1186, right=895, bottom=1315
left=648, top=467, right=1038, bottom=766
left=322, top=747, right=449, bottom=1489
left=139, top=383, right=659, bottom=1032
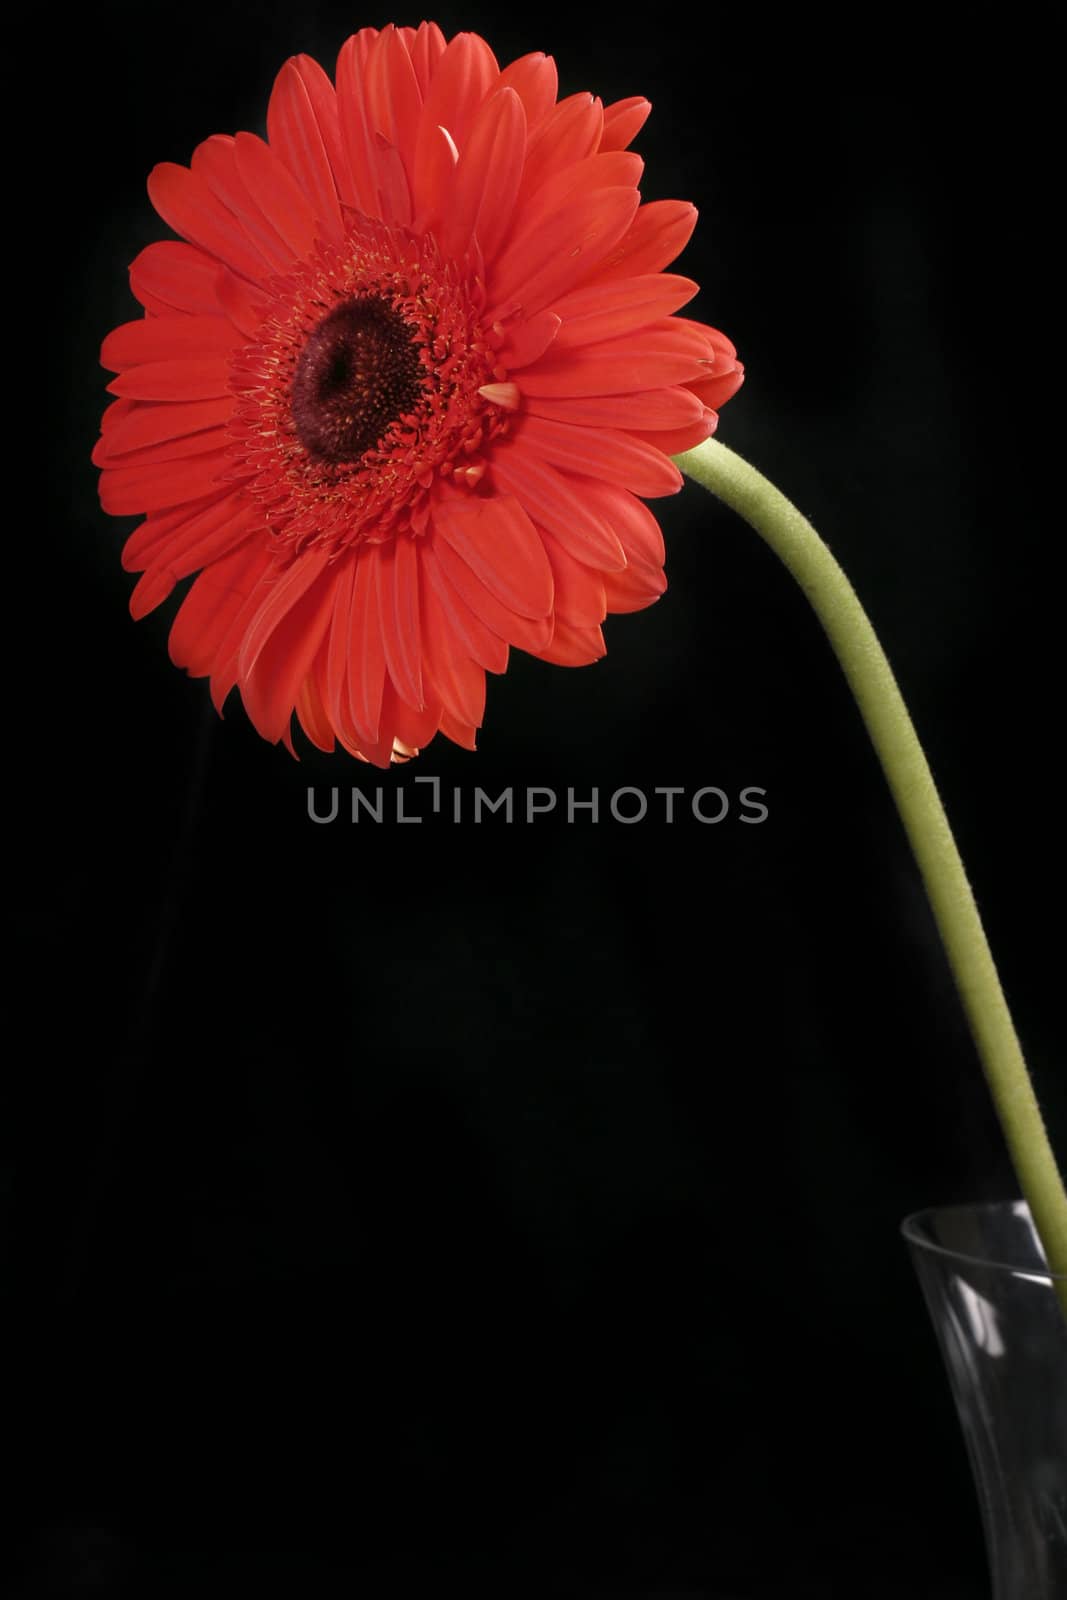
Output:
left=12, top=4, right=1064, bottom=1596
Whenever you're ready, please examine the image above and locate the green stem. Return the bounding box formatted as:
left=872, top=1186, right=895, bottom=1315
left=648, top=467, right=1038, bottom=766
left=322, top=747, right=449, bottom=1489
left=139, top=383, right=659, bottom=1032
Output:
left=677, top=436, right=1067, bottom=1285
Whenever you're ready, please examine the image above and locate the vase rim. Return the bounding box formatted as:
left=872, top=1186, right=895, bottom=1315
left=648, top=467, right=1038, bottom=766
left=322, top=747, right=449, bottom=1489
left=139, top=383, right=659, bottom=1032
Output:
left=900, top=1199, right=1064, bottom=1281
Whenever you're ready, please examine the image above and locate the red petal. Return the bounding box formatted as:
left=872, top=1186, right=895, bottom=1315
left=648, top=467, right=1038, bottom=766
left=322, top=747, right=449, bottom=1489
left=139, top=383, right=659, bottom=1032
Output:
left=107, top=358, right=232, bottom=401
left=688, top=366, right=746, bottom=411
left=130, top=521, right=260, bottom=618
left=391, top=683, right=445, bottom=750
left=101, top=315, right=240, bottom=372
left=147, top=161, right=272, bottom=284
left=98, top=397, right=134, bottom=434
left=131, top=499, right=261, bottom=587
left=233, top=131, right=318, bottom=259
left=418, top=542, right=509, bottom=673
left=335, top=679, right=393, bottom=762
left=629, top=414, right=716, bottom=455
left=346, top=546, right=389, bottom=747
left=121, top=489, right=234, bottom=571
left=168, top=537, right=273, bottom=675
left=541, top=533, right=607, bottom=625
left=411, top=31, right=499, bottom=215
left=599, top=97, right=651, bottom=152
left=267, top=56, right=346, bottom=235
left=99, top=448, right=232, bottom=514
left=336, top=727, right=396, bottom=769
left=510, top=414, right=682, bottom=498
left=240, top=557, right=337, bottom=744
left=420, top=30, right=499, bottom=149
left=99, top=396, right=235, bottom=455
left=494, top=310, right=561, bottom=371
left=592, top=200, right=698, bottom=283
left=366, top=24, right=423, bottom=187
left=325, top=557, right=392, bottom=758
left=495, top=150, right=641, bottom=266
left=533, top=618, right=606, bottom=667
left=438, top=710, right=478, bottom=751
left=489, top=449, right=627, bottom=571
left=239, top=547, right=331, bottom=682
left=518, top=321, right=714, bottom=398
left=191, top=136, right=293, bottom=275
left=489, top=186, right=639, bottom=318
left=295, top=654, right=338, bottom=752
left=419, top=568, right=490, bottom=726
left=441, top=86, right=526, bottom=263
left=602, top=563, right=667, bottom=614
left=129, top=241, right=222, bottom=315
left=374, top=535, right=424, bottom=709
left=410, top=20, right=447, bottom=97
left=325, top=553, right=359, bottom=741
left=93, top=424, right=230, bottom=470
left=517, top=92, right=603, bottom=207
left=428, top=531, right=553, bottom=654
left=206, top=562, right=280, bottom=708
left=433, top=495, right=553, bottom=620
left=128, top=565, right=182, bottom=620
left=675, top=319, right=740, bottom=369
left=549, top=274, right=699, bottom=349
left=497, top=51, right=558, bottom=133
left=215, top=269, right=273, bottom=339
left=579, top=480, right=667, bottom=570
left=371, top=132, right=412, bottom=225
left=522, top=386, right=704, bottom=431
left=411, top=123, right=459, bottom=234
left=336, top=29, right=387, bottom=220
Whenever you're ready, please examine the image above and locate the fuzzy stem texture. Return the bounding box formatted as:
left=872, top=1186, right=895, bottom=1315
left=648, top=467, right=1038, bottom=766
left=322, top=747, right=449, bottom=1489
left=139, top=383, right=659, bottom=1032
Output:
left=677, top=437, right=1067, bottom=1290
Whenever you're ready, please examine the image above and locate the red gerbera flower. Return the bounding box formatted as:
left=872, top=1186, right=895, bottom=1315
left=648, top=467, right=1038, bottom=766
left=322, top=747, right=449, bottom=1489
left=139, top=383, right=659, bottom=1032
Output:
left=95, top=22, right=743, bottom=766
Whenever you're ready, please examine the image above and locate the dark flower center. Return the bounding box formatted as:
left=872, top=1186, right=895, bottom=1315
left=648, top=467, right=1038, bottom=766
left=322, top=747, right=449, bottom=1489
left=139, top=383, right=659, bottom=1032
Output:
left=291, top=297, right=424, bottom=464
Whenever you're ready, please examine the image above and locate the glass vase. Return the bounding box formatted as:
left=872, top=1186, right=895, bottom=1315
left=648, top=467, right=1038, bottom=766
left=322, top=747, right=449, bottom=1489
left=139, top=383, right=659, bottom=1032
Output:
left=902, top=1200, right=1067, bottom=1599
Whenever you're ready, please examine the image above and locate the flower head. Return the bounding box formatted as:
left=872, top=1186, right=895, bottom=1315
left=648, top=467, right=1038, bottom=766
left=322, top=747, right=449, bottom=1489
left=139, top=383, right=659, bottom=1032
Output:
left=96, top=23, right=743, bottom=764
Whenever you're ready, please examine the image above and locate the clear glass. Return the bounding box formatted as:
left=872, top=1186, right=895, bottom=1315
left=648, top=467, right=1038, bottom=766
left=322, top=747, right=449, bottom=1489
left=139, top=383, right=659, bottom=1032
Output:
left=902, top=1200, right=1067, bottom=1600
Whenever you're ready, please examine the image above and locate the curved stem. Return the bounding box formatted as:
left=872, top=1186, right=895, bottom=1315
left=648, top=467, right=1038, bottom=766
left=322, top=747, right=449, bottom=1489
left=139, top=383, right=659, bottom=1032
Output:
left=677, top=436, right=1067, bottom=1285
